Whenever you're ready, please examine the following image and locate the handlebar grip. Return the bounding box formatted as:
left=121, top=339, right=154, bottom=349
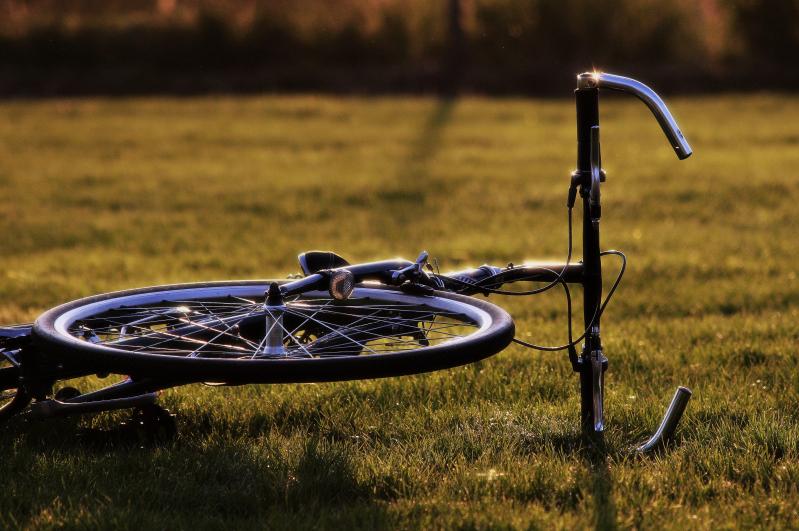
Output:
left=440, top=266, right=503, bottom=294
left=446, top=266, right=502, bottom=285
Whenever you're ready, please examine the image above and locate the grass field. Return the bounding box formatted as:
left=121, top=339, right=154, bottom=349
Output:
left=1, top=92, right=798, bottom=529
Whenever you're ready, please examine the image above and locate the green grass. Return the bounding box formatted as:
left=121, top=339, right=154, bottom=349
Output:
left=1, top=92, right=799, bottom=529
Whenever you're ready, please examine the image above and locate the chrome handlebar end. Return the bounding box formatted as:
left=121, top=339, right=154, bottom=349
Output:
left=635, top=386, right=693, bottom=453
left=578, top=71, right=692, bottom=160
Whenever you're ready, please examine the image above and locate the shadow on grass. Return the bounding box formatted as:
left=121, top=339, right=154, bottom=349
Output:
left=0, top=414, right=392, bottom=528
left=582, top=433, right=618, bottom=531
left=538, top=430, right=618, bottom=530
left=377, top=96, right=457, bottom=217
left=397, top=96, right=457, bottom=182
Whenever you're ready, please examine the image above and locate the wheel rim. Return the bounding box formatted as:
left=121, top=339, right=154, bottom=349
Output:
left=50, top=286, right=494, bottom=361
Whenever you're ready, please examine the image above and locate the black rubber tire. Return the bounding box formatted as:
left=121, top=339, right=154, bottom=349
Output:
left=32, top=280, right=515, bottom=384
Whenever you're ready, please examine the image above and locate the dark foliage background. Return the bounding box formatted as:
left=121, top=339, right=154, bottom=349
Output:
left=0, top=0, right=796, bottom=95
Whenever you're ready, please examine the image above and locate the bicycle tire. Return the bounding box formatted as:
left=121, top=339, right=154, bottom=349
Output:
left=32, top=280, right=515, bottom=384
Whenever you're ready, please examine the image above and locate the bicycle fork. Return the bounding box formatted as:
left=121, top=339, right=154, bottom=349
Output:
left=573, top=72, right=692, bottom=448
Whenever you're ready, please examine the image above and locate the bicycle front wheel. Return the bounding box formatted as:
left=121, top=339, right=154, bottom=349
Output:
left=32, top=281, right=514, bottom=383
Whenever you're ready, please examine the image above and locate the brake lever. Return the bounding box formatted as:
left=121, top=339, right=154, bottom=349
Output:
left=391, top=251, right=429, bottom=283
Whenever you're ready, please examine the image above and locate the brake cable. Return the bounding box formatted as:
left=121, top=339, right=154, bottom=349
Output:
left=433, top=205, right=627, bottom=353
left=511, top=250, right=626, bottom=352
left=433, top=207, right=574, bottom=297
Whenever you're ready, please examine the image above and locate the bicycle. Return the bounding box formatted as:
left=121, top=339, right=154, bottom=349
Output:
left=0, top=72, right=693, bottom=451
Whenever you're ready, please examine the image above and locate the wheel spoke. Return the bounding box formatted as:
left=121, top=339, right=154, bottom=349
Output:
left=66, top=289, right=483, bottom=360
left=284, top=307, right=380, bottom=355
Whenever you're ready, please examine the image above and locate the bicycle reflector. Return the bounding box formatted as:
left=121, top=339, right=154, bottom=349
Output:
left=328, top=269, right=355, bottom=300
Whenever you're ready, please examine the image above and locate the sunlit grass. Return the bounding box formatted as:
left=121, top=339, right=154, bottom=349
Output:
left=1, top=93, right=798, bottom=529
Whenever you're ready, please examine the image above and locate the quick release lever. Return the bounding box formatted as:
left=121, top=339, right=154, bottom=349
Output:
left=589, top=126, right=601, bottom=226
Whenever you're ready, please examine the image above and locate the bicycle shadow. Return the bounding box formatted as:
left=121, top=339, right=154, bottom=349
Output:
left=547, top=430, right=618, bottom=531
left=2, top=407, right=634, bottom=529
left=377, top=96, right=457, bottom=217
left=0, top=414, right=394, bottom=527
left=583, top=433, right=618, bottom=531
left=399, top=96, right=457, bottom=182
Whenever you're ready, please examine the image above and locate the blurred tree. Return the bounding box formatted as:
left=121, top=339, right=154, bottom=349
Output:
left=442, top=0, right=465, bottom=95
left=726, top=0, right=799, bottom=66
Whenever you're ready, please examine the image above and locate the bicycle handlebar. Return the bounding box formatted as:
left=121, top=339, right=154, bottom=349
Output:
left=578, top=72, right=692, bottom=160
